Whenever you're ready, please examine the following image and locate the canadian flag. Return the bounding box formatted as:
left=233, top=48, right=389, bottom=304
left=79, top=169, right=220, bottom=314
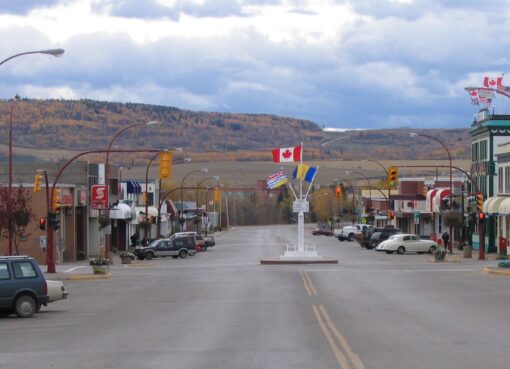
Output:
left=272, top=145, right=302, bottom=163
left=483, top=76, right=504, bottom=90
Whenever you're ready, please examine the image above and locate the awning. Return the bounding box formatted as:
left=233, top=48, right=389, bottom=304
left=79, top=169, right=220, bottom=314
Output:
left=426, top=190, right=438, bottom=212
left=432, top=189, right=451, bottom=212
left=498, top=198, right=510, bottom=214
left=126, top=181, right=142, bottom=194
left=483, top=196, right=506, bottom=214
left=109, top=203, right=132, bottom=219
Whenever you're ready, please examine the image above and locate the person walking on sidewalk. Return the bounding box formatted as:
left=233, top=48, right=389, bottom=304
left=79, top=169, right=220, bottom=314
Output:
left=442, top=231, right=449, bottom=250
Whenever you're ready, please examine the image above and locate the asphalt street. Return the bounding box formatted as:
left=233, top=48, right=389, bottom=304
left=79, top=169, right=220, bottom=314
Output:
left=1, top=224, right=509, bottom=369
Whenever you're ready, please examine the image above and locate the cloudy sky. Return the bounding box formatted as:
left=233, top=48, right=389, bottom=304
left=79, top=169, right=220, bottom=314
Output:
left=1, top=0, right=510, bottom=129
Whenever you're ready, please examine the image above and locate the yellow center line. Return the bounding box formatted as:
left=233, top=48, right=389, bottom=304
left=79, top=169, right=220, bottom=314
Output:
left=300, top=271, right=313, bottom=296
left=319, top=305, right=366, bottom=369
left=303, top=271, right=318, bottom=296
left=312, top=304, right=351, bottom=369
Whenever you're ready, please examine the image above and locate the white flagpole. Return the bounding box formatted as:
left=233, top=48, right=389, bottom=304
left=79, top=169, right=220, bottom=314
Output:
left=298, top=142, right=304, bottom=252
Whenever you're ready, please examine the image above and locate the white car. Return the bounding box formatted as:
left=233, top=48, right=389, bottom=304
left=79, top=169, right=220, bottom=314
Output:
left=46, top=280, right=68, bottom=303
left=376, top=234, right=437, bottom=254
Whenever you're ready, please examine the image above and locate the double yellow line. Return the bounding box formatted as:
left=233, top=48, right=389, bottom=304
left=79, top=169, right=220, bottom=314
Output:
left=300, top=271, right=317, bottom=296
left=313, top=305, right=366, bottom=369
left=300, top=271, right=365, bottom=369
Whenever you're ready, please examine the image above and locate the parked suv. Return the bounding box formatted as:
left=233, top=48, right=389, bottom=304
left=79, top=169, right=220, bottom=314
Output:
left=0, top=256, right=49, bottom=318
left=194, top=235, right=216, bottom=251
left=369, top=228, right=402, bottom=250
left=135, top=236, right=197, bottom=260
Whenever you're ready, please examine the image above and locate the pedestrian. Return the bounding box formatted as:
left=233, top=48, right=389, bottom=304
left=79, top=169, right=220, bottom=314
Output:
left=442, top=231, right=449, bottom=250
left=130, top=233, right=138, bottom=248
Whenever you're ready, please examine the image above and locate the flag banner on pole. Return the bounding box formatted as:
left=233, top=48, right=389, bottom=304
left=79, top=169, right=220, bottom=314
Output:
left=292, top=164, right=318, bottom=182
left=267, top=169, right=288, bottom=189
left=272, top=145, right=302, bottom=163
left=483, top=76, right=504, bottom=90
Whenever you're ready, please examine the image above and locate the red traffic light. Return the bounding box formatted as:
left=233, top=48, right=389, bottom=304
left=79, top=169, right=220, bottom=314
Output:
left=39, top=217, right=46, bottom=230
left=479, top=213, right=485, bottom=221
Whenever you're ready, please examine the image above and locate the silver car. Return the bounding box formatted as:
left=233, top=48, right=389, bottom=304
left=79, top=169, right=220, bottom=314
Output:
left=376, top=234, right=437, bottom=254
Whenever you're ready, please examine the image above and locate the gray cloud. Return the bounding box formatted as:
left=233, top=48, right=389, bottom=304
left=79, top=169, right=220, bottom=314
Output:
left=1, top=0, right=60, bottom=14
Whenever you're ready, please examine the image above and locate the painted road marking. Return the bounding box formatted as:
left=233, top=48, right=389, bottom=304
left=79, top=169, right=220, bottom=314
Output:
left=300, top=271, right=317, bottom=296
left=313, top=304, right=366, bottom=369
left=64, top=266, right=89, bottom=273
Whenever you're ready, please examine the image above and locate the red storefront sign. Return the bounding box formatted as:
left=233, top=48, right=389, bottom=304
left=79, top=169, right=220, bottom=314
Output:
left=91, top=185, right=108, bottom=210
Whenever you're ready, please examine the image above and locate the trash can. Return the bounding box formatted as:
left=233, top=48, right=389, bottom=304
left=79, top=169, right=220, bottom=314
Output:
left=463, top=245, right=472, bottom=258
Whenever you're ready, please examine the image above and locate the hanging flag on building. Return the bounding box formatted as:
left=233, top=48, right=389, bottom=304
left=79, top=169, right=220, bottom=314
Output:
left=272, top=145, right=302, bottom=163
left=292, top=164, right=318, bottom=182
left=466, top=88, right=479, bottom=105
left=267, top=169, right=288, bottom=189
left=483, top=75, right=504, bottom=90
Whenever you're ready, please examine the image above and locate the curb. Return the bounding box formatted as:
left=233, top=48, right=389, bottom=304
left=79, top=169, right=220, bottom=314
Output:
left=483, top=267, right=510, bottom=276
left=124, top=263, right=153, bottom=268
left=260, top=259, right=338, bottom=265
left=67, top=272, right=113, bottom=281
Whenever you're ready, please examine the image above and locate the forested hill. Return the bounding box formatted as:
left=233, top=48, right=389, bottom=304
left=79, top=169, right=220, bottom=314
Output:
left=0, top=98, right=471, bottom=163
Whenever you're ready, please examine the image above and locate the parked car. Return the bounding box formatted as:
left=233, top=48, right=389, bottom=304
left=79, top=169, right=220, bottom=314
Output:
left=334, top=224, right=373, bottom=241
left=0, top=256, right=49, bottom=318
left=376, top=234, right=438, bottom=254
left=368, top=228, right=402, bottom=249
left=46, top=280, right=68, bottom=303
left=170, top=232, right=197, bottom=240
left=135, top=237, right=197, bottom=260
left=194, top=235, right=216, bottom=251
left=312, top=228, right=334, bottom=236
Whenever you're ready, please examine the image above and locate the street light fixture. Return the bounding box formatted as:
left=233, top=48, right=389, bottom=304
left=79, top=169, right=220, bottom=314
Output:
left=104, top=121, right=158, bottom=259
left=1, top=48, right=65, bottom=255
left=179, top=168, right=208, bottom=231
left=410, top=132, right=453, bottom=252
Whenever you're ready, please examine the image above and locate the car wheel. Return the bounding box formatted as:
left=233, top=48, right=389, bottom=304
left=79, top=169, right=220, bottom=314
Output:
left=179, top=250, right=188, bottom=259
left=397, top=246, right=405, bottom=254
left=145, top=253, right=153, bottom=260
left=348, top=234, right=354, bottom=241
left=429, top=246, right=437, bottom=254
left=14, top=295, right=36, bottom=318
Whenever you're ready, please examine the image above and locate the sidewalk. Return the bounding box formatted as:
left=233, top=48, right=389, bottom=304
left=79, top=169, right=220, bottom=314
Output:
left=438, top=248, right=510, bottom=275
left=41, top=255, right=153, bottom=281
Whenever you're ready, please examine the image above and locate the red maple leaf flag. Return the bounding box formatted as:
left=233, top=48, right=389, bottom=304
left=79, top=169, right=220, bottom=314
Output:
left=483, top=76, right=504, bottom=90
left=272, top=145, right=302, bottom=163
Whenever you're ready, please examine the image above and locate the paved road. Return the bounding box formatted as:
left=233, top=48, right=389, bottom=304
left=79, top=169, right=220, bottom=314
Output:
left=1, top=225, right=508, bottom=369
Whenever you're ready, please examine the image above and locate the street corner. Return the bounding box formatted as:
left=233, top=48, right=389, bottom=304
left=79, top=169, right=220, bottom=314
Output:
left=484, top=266, right=510, bottom=276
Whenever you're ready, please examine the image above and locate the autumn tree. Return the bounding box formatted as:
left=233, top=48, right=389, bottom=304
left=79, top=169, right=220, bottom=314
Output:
left=0, top=184, right=36, bottom=255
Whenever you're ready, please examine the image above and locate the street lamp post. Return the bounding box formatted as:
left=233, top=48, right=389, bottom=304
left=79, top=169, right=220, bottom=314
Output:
left=410, top=132, right=453, bottom=252
left=1, top=48, right=64, bottom=255
left=179, top=168, right=208, bottom=231
left=104, top=121, right=158, bottom=259
left=143, top=148, right=182, bottom=238
left=363, top=159, right=391, bottom=209
left=195, top=176, right=219, bottom=233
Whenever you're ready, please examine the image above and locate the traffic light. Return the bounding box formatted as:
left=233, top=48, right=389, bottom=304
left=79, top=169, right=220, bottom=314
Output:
left=387, top=166, right=399, bottom=189
left=48, top=212, right=60, bottom=231
left=335, top=185, right=341, bottom=199
left=159, top=151, right=172, bottom=179
left=52, top=189, right=61, bottom=211
left=476, top=193, right=484, bottom=213
left=387, top=210, right=395, bottom=220
left=34, top=175, right=43, bottom=193
left=479, top=212, right=485, bottom=223
left=39, top=217, right=46, bottom=230
left=214, top=189, right=221, bottom=203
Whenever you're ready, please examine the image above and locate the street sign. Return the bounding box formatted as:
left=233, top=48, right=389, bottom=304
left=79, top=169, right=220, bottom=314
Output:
left=293, top=200, right=309, bottom=213
left=414, top=211, right=420, bottom=224
left=39, top=236, right=47, bottom=249
left=91, top=185, right=108, bottom=210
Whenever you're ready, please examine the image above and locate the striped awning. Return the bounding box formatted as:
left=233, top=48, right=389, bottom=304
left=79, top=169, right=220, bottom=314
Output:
left=483, top=196, right=507, bottom=214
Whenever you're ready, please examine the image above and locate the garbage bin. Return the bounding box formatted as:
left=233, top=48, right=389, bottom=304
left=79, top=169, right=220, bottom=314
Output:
left=463, top=245, right=472, bottom=258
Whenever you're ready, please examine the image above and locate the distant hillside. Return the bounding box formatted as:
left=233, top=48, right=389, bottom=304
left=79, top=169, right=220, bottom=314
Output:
left=0, top=98, right=472, bottom=163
